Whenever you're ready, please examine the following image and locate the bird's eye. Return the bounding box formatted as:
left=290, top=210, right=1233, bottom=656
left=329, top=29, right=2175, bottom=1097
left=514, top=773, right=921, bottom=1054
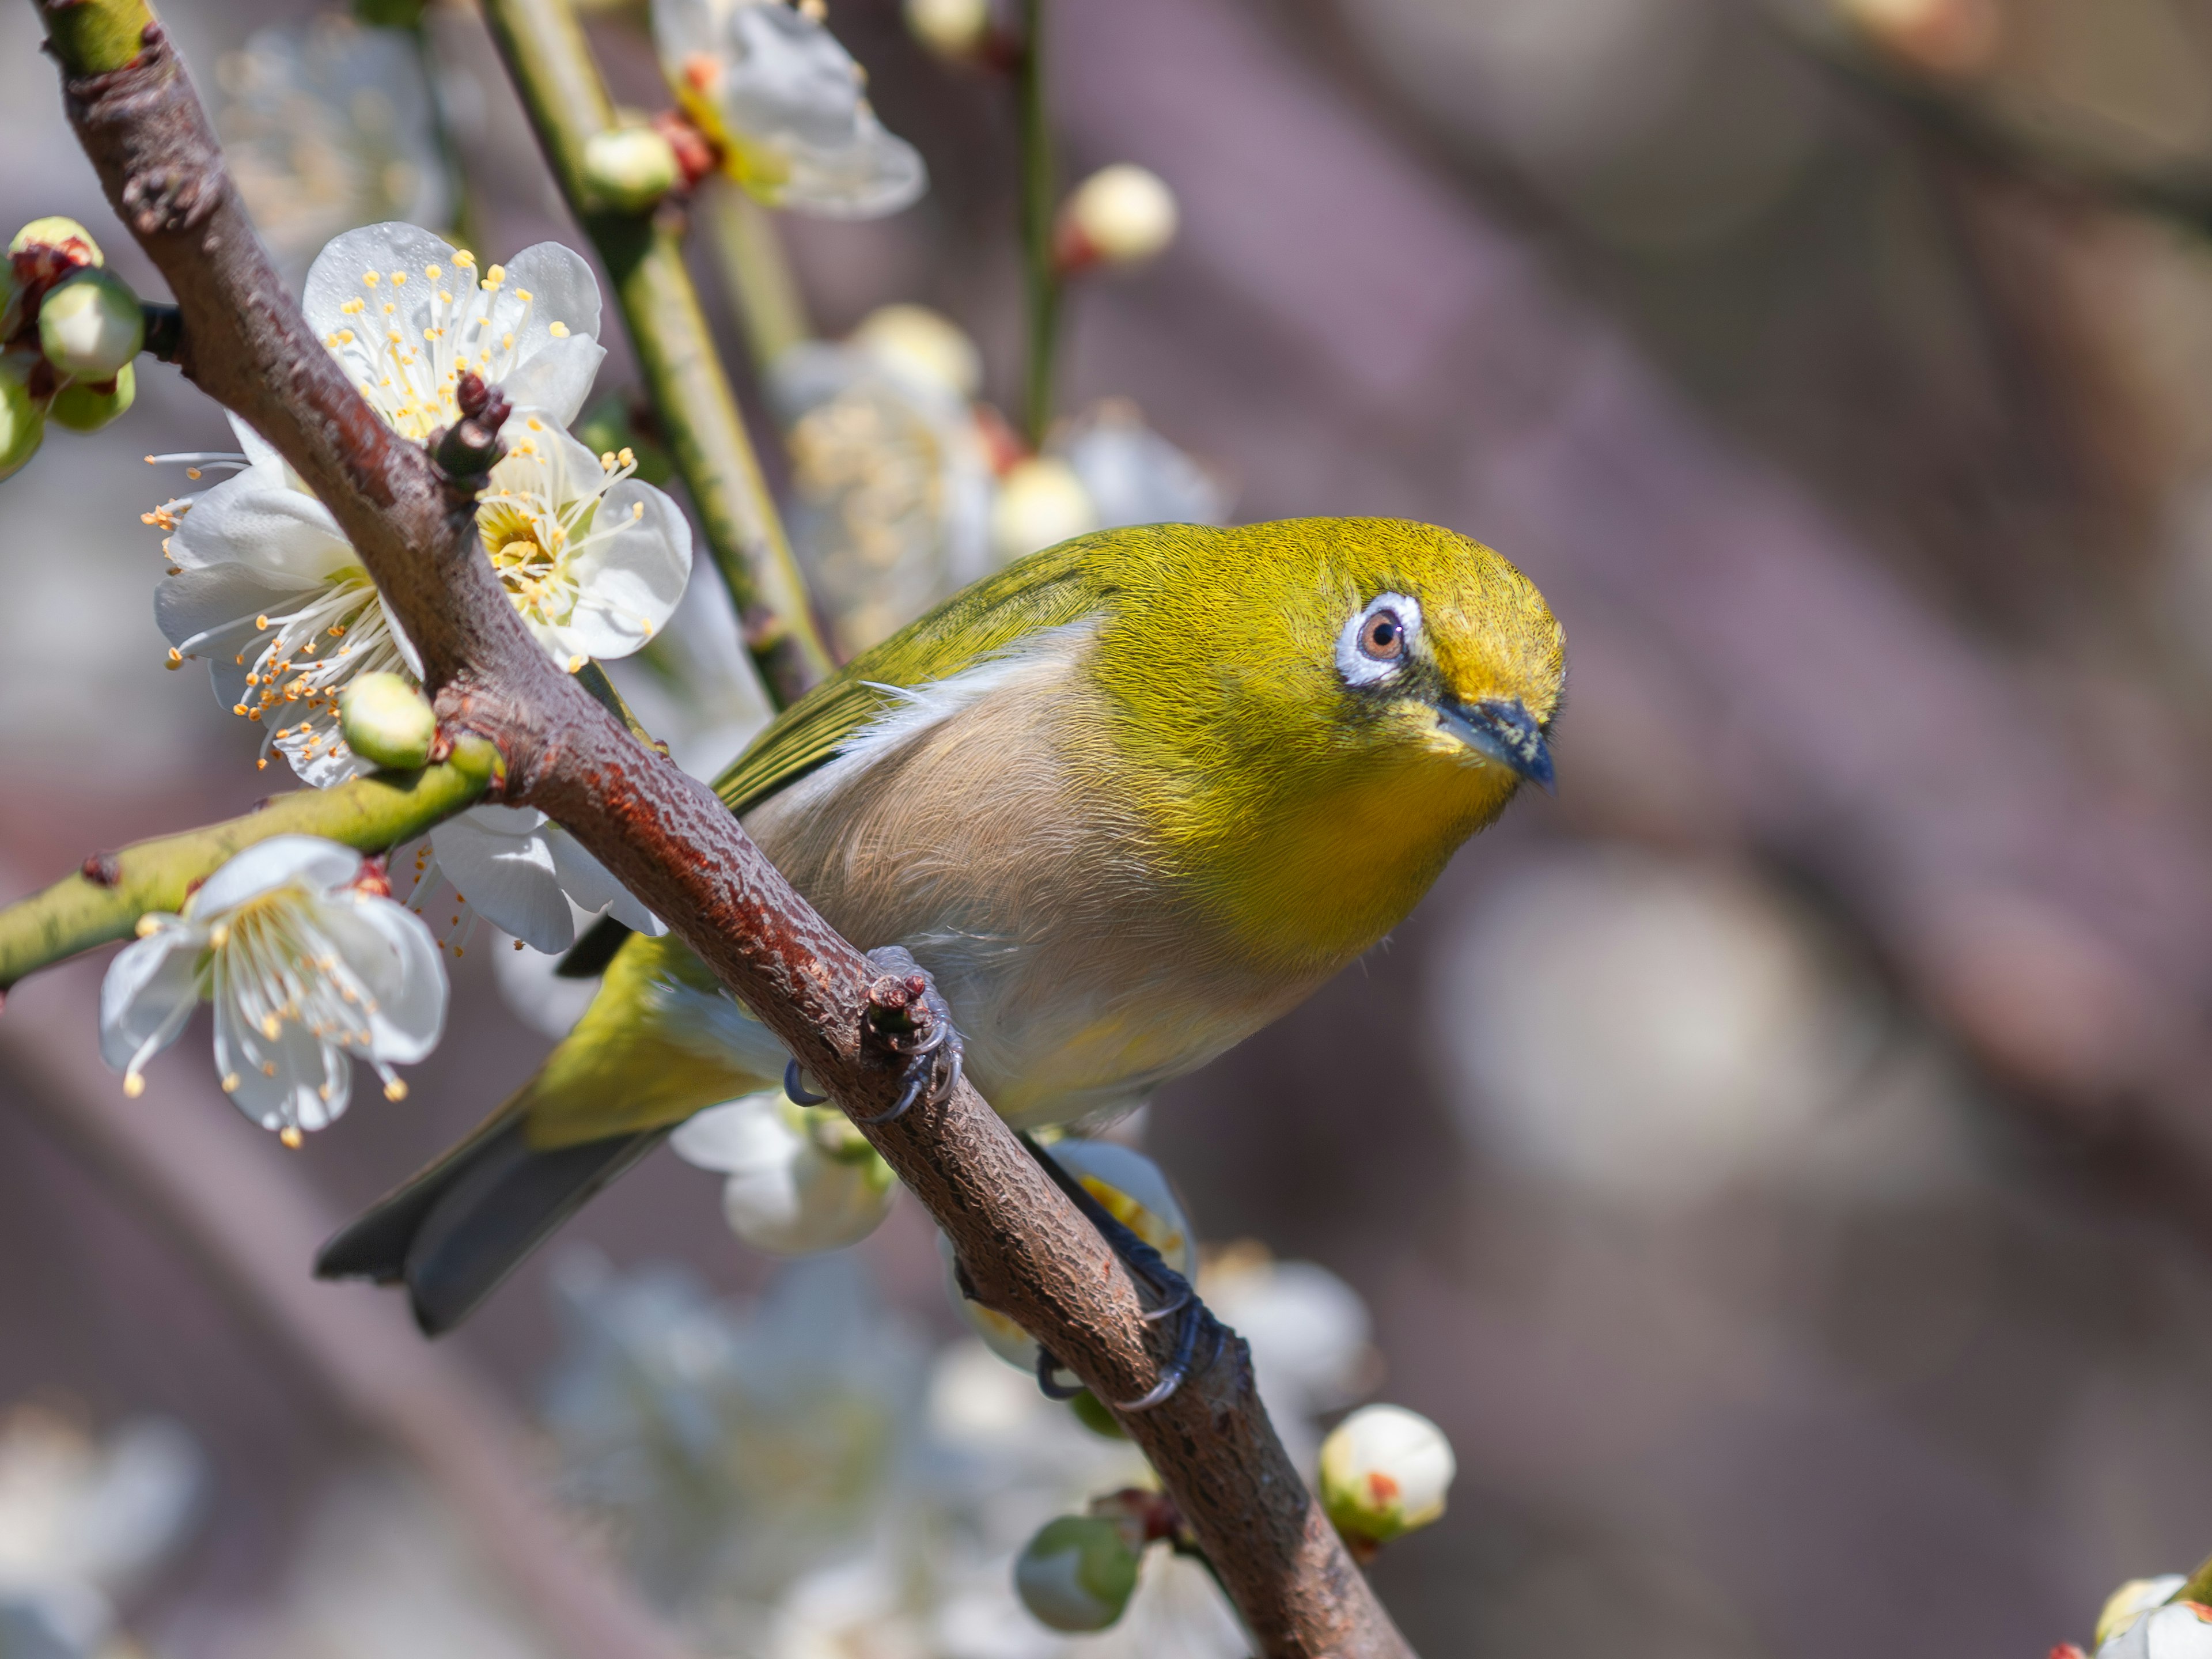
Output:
left=1359, top=610, right=1405, bottom=662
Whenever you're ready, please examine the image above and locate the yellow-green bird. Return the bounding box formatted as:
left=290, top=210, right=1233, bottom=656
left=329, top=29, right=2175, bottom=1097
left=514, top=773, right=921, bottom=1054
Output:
left=318, top=517, right=1565, bottom=1331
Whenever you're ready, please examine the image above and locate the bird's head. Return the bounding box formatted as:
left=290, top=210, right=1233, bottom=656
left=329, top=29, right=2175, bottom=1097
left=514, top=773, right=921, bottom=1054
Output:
left=1089, top=517, right=1564, bottom=959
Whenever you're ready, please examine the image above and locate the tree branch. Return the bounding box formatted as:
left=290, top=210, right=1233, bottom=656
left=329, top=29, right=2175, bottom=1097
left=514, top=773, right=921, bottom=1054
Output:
left=29, top=10, right=1411, bottom=1653
left=0, top=738, right=499, bottom=991
left=475, top=0, right=831, bottom=710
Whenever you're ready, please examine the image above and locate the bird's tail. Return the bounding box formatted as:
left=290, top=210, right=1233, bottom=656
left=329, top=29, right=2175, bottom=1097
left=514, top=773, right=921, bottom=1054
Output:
left=314, top=1085, right=667, bottom=1336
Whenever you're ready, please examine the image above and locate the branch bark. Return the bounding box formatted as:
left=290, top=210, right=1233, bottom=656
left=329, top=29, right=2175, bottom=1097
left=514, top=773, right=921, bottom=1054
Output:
left=30, top=10, right=1411, bottom=1654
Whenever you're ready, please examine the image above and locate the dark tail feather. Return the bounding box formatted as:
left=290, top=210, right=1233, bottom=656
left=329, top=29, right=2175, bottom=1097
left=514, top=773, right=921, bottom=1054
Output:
left=316, top=1100, right=667, bottom=1336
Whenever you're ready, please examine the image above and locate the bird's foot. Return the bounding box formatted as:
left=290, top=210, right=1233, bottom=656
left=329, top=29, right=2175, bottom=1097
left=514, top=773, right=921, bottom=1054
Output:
left=1023, top=1134, right=1224, bottom=1412
left=836, top=945, right=964, bottom=1126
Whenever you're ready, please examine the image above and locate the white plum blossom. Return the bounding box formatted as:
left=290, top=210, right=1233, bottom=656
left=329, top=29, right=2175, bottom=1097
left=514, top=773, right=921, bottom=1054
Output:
left=476, top=414, right=694, bottom=669
left=418, top=805, right=665, bottom=956
left=216, top=18, right=451, bottom=285
left=305, top=222, right=605, bottom=439
left=653, top=0, right=926, bottom=217
left=99, top=836, right=446, bottom=1139
left=2102, top=1580, right=2194, bottom=1649
left=0, top=1408, right=203, bottom=1659
left=1317, top=1404, right=1456, bottom=1553
left=671, top=1089, right=897, bottom=1253
left=1061, top=399, right=1230, bottom=532
left=770, top=304, right=993, bottom=652
left=2101, top=1603, right=2212, bottom=1659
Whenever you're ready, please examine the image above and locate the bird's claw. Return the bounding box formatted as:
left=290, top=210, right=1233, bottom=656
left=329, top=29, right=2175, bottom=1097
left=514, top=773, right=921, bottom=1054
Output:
left=850, top=946, right=965, bottom=1126
left=1022, top=1134, right=1224, bottom=1413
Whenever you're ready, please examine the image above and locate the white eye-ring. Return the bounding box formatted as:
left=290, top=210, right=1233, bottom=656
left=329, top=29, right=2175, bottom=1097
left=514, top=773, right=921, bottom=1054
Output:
left=1336, top=592, right=1422, bottom=687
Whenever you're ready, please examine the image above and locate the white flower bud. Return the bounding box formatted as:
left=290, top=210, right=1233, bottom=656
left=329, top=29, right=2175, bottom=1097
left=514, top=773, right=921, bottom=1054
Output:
left=0, top=353, right=47, bottom=482
left=2099, top=1580, right=2191, bottom=1650
left=1013, top=1514, right=1141, bottom=1633
left=582, top=127, right=681, bottom=213
left=851, top=303, right=982, bottom=398
left=339, top=672, right=438, bottom=771
left=904, top=0, right=992, bottom=59
left=672, top=1090, right=897, bottom=1254
left=1056, top=164, right=1178, bottom=271
left=10, top=215, right=103, bottom=267
left=1319, top=1404, right=1456, bottom=1552
left=990, top=456, right=1097, bottom=564
left=2100, top=1601, right=2212, bottom=1659
left=48, top=361, right=134, bottom=434
left=39, top=268, right=143, bottom=380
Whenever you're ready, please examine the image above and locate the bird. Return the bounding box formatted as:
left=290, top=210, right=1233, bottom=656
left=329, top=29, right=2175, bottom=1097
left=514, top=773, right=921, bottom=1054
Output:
left=317, top=516, right=1566, bottom=1334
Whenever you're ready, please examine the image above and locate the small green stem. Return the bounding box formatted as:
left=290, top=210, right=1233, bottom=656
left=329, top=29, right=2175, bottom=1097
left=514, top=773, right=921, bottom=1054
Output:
left=478, top=0, right=831, bottom=709
left=1016, top=0, right=1060, bottom=449
left=0, top=737, right=500, bottom=991
left=703, top=182, right=811, bottom=376
left=32, top=0, right=156, bottom=76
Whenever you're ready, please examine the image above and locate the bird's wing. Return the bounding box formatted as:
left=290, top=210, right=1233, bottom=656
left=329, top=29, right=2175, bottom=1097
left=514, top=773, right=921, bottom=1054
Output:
left=715, top=535, right=1119, bottom=816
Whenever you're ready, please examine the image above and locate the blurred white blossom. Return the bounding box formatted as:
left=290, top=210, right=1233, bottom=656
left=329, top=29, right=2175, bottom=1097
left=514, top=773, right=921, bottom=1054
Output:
left=100, top=835, right=445, bottom=1135
left=217, top=18, right=451, bottom=285
left=992, top=404, right=1230, bottom=565
left=2100, top=1601, right=2212, bottom=1659
left=672, top=1089, right=898, bottom=1254
left=654, top=0, right=926, bottom=217
left=1199, top=1243, right=1375, bottom=1469
left=2101, top=1580, right=2194, bottom=1649
left=771, top=304, right=993, bottom=653
left=1056, top=165, right=1179, bottom=271
left=0, top=1407, right=203, bottom=1659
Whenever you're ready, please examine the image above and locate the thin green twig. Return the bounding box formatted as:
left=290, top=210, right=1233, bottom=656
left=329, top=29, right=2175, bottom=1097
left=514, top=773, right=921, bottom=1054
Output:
left=478, top=0, right=832, bottom=709
left=0, top=738, right=501, bottom=991
left=703, top=182, right=812, bottom=376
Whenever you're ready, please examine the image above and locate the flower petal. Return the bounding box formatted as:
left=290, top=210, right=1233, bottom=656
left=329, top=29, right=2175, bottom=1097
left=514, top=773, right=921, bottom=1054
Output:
left=168, top=467, right=356, bottom=584
left=99, top=923, right=205, bottom=1074
left=558, top=478, right=693, bottom=661
left=430, top=807, right=575, bottom=953
left=304, top=222, right=458, bottom=342
left=188, top=835, right=362, bottom=918
left=155, top=564, right=325, bottom=707
left=543, top=823, right=667, bottom=937
left=217, top=985, right=351, bottom=1132
left=499, top=335, right=607, bottom=431
left=669, top=1092, right=793, bottom=1174
left=320, top=893, right=448, bottom=1062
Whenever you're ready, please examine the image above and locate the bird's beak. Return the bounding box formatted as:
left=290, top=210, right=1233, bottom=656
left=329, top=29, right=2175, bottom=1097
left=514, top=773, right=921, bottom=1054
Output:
left=1438, top=696, right=1554, bottom=793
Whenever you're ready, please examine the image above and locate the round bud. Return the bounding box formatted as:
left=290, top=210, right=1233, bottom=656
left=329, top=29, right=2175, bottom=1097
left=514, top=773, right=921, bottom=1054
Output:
left=1319, top=1404, right=1456, bottom=1553
left=904, top=0, right=991, bottom=59
left=39, top=268, right=143, bottom=380
left=0, top=353, right=48, bottom=482
left=338, top=672, right=438, bottom=770
left=851, top=303, right=982, bottom=398
left=47, top=362, right=134, bottom=434
left=989, top=456, right=1097, bottom=564
left=582, top=127, right=681, bottom=214
left=1834, top=0, right=1999, bottom=75
left=1013, top=1515, right=1140, bottom=1633
left=10, top=216, right=102, bottom=268
left=1056, top=164, right=1178, bottom=271
left=2097, top=1578, right=2189, bottom=1650
left=2100, top=1603, right=2212, bottom=1659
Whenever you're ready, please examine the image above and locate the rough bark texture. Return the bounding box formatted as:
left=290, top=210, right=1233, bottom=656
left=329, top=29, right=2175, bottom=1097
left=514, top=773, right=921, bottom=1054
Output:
left=40, top=18, right=1409, bottom=1656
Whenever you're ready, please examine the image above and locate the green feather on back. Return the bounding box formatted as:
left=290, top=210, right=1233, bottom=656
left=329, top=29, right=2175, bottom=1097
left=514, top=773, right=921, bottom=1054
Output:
left=714, top=533, right=1125, bottom=817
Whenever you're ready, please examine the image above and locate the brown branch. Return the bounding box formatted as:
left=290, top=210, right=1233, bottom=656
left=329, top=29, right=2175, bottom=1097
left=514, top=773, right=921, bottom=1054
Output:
left=35, top=16, right=1409, bottom=1655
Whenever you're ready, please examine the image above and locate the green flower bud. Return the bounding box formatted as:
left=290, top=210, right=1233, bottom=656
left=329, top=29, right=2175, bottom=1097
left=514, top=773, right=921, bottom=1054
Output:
left=10, top=216, right=103, bottom=268
left=1013, top=1515, right=1141, bottom=1633
left=39, top=268, right=143, bottom=380
left=48, top=362, right=134, bottom=433
left=339, top=672, right=437, bottom=770
left=0, top=353, right=47, bottom=482
left=582, top=128, right=680, bottom=213
left=1319, top=1404, right=1456, bottom=1554
left=1067, top=1388, right=1127, bottom=1440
